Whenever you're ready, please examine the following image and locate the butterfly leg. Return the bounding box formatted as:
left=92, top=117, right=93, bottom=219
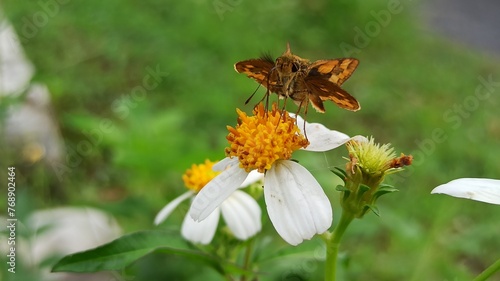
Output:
left=273, top=93, right=290, bottom=132
left=294, top=98, right=309, bottom=140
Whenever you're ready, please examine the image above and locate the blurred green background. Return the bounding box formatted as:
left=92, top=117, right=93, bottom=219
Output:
left=1, top=0, right=499, bottom=280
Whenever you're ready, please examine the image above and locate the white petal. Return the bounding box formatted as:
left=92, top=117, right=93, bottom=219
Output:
left=431, top=178, right=500, bottom=205
left=214, top=157, right=262, bottom=188
left=240, top=170, right=264, bottom=187
left=351, top=135, right=368, bottom=143
left=189, top=159, right=249, bottom=221
left=154, top=191, right=193, bottom=225
left=212, top=157, right=235, bottom=171
left=291, top=114, right=350, bottom=152
left=26, top=207, right=121, bottom=266
left=264, top=160, right=332, bottom=245
left=0, top=19, right=34, bottom=94
left=181, top=207, right=220, bottom=244
left=220, top=190, right=262, bottom=240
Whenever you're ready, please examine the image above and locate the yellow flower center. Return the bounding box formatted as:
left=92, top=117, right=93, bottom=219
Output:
left=225, top=103, right=309, bottom=173
left=182, top=159, right=220, bottom=193
left=346, top=137, right=395, bottom=175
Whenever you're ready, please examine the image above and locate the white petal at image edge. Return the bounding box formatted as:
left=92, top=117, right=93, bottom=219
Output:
left=265, top=160, right=332, bottom=245
left=431, top=178, right=500, bottom=205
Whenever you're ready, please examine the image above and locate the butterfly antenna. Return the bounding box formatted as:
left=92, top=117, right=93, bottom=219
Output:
left=245, top=83, right=262, bottom=105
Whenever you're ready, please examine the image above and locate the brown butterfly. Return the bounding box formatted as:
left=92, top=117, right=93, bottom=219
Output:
left=234, top=43, right=360, bottom=113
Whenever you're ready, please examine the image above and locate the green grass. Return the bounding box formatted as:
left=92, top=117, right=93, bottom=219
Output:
left=1, top=0, right=499, bottom=280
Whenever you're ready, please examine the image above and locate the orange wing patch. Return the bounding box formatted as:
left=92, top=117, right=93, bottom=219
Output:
left=234, top=59, right=275, bottom=88
left=309, top=58, right=359, bottom=85
left=305, top=76, right=360, bottom=111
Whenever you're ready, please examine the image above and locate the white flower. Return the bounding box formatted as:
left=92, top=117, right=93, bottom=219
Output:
left=431, top=178, right=500, bottom=205
left=189, top=104, right=351, bottom=245
left=0, top=207, right=121, bottom=281
left=155, top=164, right=262, bottom=244
left=292, top=113, right=351, bottom=152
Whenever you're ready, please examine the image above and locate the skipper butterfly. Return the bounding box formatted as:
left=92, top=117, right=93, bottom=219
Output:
left=234, top=43, right=360, bottom=113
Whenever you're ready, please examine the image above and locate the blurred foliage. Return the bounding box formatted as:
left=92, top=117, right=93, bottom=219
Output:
left=1, top=0, right=499, bottom=280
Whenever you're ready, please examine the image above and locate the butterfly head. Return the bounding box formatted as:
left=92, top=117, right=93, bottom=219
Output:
left=275, top=56, right=300, bottom=74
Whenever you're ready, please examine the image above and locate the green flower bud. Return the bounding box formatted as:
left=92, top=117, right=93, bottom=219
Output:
left=335, top=136, right=413, bottom=218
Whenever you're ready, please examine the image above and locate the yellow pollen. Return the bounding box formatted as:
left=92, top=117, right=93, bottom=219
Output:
left=225, top=103, right=309, bottom=173
left=182, top=159, right=220, bottom=193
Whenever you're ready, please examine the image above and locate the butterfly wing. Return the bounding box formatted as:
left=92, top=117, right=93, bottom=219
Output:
left=308, top=58, right=359, bottom=86
left=234, top=57, right=279, bottom=92
left=305, top=76, right=360, bottom=112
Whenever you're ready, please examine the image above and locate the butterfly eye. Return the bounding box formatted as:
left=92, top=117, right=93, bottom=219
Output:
left=291, top=63, right=299, bottom=72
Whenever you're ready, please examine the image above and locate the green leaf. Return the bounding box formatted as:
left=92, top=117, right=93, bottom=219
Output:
left=374, top=187, right=399, bottom=199
left=364, top=204, right=380, bottom=217
left=331, top=168, right=347, bottom=183
left=335, top=185, right=349, bottom=192
left=378, top=183, right=395, bottom=189
left=335, top=185, right=350, bottom=202
left=356, top=184, right=370, bottom=199
left=52, top=230, right=208, bottom=273
left=255, top=240, right=325, bottom=263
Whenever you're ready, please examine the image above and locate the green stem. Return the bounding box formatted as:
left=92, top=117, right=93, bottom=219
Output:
left=325, top=211, right=354, bottom=281
left=473, top=257, right=500, bottom=281
left=240, top=239, right=254, bottom=281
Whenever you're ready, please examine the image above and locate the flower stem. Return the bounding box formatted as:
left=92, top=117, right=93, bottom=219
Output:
left=473, top=257, right=500, bottom=281
left=325, top=210, right=354, bottom=281
left=240, top=239, right=254, bottom=281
